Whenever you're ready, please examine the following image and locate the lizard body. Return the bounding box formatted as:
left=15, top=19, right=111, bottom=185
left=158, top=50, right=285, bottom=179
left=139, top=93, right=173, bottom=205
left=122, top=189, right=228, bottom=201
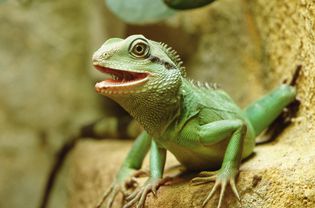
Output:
left=92, top=35, right=296, bottom=208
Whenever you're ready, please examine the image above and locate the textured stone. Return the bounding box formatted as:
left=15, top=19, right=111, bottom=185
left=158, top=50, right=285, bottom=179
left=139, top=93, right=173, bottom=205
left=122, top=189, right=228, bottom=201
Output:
left=68, top=125, right=315, bottom=208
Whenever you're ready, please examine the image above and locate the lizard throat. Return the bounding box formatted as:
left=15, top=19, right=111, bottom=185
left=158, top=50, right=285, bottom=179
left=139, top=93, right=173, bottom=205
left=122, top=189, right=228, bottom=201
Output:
left=94, top=65, right=149, bottom=93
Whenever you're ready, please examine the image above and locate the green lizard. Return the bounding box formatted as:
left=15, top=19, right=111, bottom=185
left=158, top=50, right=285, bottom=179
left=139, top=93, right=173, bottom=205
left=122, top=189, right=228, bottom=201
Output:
left=92, top=35, right=297, bottom=208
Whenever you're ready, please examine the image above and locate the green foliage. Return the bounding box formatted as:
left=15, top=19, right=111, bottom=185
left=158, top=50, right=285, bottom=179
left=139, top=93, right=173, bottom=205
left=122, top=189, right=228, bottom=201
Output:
left=106, top=0, right=175, bottom=25
left=163, top=0, right=216, bottom=10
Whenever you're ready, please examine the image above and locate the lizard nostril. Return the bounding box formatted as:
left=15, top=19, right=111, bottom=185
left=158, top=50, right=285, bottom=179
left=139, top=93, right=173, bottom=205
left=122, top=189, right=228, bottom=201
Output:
left=101, top=52, right=112, bottom=60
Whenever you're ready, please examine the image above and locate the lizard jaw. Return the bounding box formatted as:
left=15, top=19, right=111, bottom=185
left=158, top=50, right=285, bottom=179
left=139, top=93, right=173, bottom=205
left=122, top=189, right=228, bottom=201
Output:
left=94, top=65, right=150, bottom=94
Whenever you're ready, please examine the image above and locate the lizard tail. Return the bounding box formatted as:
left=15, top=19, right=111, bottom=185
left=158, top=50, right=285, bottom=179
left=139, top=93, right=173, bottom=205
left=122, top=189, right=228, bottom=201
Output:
left=244, top=84, right=297, bottom=137
left=245, top=65, right=301, bottom=137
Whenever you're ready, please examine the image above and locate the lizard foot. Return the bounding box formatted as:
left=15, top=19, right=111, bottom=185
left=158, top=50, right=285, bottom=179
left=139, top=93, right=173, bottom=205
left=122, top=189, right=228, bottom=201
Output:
left=123, top=176, right=173, bottom=208
left=95, top=169, right=148, bottom=208
left=191, top=169, right=240, bottom=208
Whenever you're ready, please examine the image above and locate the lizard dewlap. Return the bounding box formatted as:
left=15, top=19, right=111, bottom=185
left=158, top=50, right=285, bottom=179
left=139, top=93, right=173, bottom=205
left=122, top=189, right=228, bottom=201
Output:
left=92, top=34, right=297, bottom=208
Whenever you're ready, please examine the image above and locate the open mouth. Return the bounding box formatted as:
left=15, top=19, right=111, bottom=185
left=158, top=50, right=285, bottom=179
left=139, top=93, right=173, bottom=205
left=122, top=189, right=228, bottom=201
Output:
left=94, top=65, right=149, bottom=93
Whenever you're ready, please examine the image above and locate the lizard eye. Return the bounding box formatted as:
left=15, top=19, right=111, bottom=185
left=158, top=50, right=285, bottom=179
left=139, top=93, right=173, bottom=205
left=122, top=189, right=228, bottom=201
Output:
left=129, top=38, right=150, bottom=58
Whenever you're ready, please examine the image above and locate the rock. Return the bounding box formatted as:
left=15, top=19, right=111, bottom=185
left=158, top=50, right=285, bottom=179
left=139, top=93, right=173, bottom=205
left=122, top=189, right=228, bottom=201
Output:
left=67, top=124, right=315, bottom=208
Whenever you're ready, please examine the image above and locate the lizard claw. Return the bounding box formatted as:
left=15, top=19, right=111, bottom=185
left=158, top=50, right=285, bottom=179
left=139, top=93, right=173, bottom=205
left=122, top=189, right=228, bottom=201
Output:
left=95, top=168, right=145, bottom=208
left=202, top=178, right=226, bottom=208
left=192, top=169, right=240, bottom=208
left=123, top=176, right=173, bottom=208
left=95, top=183, right=120, bottom=208
left=229, top=178, right=240, bottom=201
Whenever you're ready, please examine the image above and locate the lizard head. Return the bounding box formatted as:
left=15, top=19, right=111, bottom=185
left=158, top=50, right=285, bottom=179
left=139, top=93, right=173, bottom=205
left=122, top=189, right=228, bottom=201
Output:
left=92, top=35, right=186, bottom=135
left=92, top=34, right=186, bottom=96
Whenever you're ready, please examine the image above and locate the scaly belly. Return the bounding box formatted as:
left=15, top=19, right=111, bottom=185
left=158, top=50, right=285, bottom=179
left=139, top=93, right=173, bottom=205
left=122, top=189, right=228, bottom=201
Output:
left=160, top=133, right=255, bottom=171
left=162, top=139, right=229, bottom=171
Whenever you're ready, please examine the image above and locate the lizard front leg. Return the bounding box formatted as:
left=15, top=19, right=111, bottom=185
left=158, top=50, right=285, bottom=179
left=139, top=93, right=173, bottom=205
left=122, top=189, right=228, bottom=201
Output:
left=123, top=140, right=169, bottom=208
left=96, top=131, right=151, bottom=208
left=192, top=119, right=247, bottom=208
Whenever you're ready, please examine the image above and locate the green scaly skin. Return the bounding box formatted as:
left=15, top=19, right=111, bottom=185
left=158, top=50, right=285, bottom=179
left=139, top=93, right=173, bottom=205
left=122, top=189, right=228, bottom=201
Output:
left=92, top=35, right=297, bottom=208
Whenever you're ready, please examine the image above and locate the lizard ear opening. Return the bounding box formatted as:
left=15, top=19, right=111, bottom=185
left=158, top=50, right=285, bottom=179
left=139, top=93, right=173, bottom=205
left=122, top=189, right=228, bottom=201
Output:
left=129, top=38, right=150, bottom=58
left=159, top=42, right=187, bottom=77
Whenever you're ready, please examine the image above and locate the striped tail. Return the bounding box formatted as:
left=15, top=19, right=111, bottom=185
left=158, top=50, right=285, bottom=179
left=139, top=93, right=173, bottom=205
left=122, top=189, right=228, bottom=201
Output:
left=244, top=84, right=297, bottom=137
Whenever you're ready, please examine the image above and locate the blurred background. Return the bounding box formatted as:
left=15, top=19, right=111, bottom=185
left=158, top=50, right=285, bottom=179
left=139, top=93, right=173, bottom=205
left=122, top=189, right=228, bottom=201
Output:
left=0, top=0, right=314, bottom=208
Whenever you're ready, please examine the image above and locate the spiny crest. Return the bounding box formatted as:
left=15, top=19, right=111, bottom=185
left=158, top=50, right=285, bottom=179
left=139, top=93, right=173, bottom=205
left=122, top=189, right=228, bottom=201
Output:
left=189, top=79, right=219, bottom=90
left=159, top=42, right=186, bottom=77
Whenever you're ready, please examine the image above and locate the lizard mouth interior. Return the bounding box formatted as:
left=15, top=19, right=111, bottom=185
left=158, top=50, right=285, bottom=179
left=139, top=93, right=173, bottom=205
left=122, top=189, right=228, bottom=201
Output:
left=94, top=65, right=149, bottom=92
